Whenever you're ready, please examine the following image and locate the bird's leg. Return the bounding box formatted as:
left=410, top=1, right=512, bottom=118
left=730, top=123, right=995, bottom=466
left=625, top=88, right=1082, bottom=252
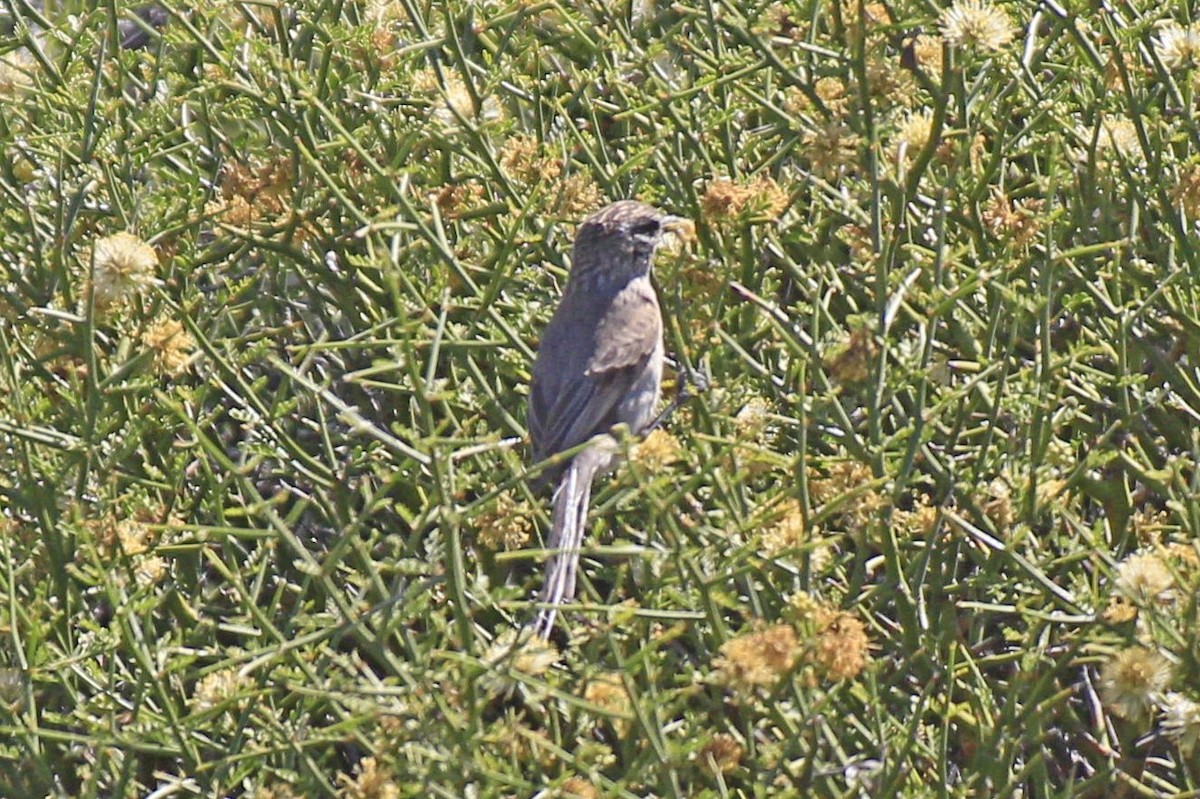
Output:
left=645, top=361, right=710, bottom=433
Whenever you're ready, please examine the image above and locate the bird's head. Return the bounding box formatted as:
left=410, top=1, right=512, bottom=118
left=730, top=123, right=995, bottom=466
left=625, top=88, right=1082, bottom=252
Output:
left=571, top=200, right=692, bottom=281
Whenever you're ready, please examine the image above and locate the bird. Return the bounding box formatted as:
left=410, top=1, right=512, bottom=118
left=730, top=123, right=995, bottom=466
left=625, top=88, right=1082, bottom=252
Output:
left=527, top=200, right=690, bottom=639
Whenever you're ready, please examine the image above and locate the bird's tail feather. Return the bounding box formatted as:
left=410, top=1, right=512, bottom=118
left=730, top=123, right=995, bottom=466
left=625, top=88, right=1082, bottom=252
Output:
left=532, top=449, right=604, bottom=639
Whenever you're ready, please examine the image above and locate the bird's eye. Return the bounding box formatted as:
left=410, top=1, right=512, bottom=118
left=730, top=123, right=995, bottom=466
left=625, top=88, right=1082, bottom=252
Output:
left=631, top=219, right=660, bottom=236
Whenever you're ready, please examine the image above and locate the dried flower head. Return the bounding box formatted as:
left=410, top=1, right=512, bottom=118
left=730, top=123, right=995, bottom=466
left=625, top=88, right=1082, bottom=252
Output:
left=787, top=590, right=823, bottom=622
left=420, top=70, right=502, bottom=126
left=582, top=672, right=632, bottom=734
left=0, top=667, right=26, bottom=709
left=809, top=459, right=887, bottom=533
left=116, top=518, right=152, bottom=556
left=253, top=785, right=299, bottom=799
left=810, top=606, right=871, bottom=681
left=142, top=317, right=197, bottom=376
left=892, top=495, right=939, bottom=538
left=1155, top=22, right=1200, bottom=71
left=700, top=175, right=789, bottom=223
left=865, top=58, right=919, bottom=108
left=1099, top=646, right=1171, bottom=719
left=939, top=0, right=1015, bottom=52
left=1161, top=692, right=1200, bottom=754
left=697, top=732, right=744, bottom=775
left=759, top=4, right=805, bottom=40
left=432, top=180, right=485, bottom=220
left=1114, top=551, right=1174, bottom=604
left=335, top=757, right=400, bottom=799
left=981, top=188, right=1044, bottom=249
left=557, top=777, right=599, bottom=799
left=209, top=158, right=294, bottom=226
left=714, top=624, right=800, bottom=691
left=1170, top=163, right=1200, bottom=219
left=554, top=172, right=604, bottom=217
left=814, top=76, right=849, bottom=116
left=475, top=492, right=533, bottom=552
left=802, top=120, right=861, bottom=179
left=760, top=500, right=805, bottom=555
left=760, top=500, right=831, bottom=572
left=700, top=178, right=748, bottom=221
left=134, top=554, right=168, bottom=587
left=500, top=134, right=563, bottom=184
left=191, top=668, right=253, bottom=713
left=89, top=232, right=159, bottom=306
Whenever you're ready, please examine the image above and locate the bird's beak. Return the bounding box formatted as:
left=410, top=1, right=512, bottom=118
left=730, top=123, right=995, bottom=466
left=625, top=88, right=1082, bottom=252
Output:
left=659, top=215, right=696, bottom=244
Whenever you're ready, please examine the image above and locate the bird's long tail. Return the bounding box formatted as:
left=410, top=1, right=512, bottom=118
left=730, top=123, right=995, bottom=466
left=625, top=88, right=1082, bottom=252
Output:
left=532, top=446, right=608, bottom=639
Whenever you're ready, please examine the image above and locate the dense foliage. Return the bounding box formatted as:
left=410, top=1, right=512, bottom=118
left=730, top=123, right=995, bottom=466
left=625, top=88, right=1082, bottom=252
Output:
left=2, top=0, right=1200, bottom=796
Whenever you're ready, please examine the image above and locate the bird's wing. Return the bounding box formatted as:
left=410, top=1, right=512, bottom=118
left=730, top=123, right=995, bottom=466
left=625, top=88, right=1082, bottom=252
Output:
left=530, top=280, right=661, bottom=463
left=586, top=280, right=662, bottom=378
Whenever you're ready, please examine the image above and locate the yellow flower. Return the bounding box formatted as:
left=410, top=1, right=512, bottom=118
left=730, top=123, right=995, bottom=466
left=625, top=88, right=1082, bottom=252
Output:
left=760, top=500, right=831, bottom=572
left=1099, top=647, right=1171, bottom=719
left=335, top=757, right=399, bottom=799
left=1101, top=595, right=1138, bottom=624
left=865, top=58, right=919, bottom=108
left=1154, top=22, right=1200, bottom=71
left=482, top=627, right=560, bottom=679
left=631, top=429, right=682, bottom=471
left=116, top=518, right=152, bottom=555
left=811, top=606, right=871, bottom=681
left=892, top=496, right=939, bottom=538
left=191, top=668, right=253, bottom=713
left=253, top=784, right=299, bottom=799
left=893, top=108, right=936, bottom=162
left=939, top=0, right=1015, bottom=52
left=814, top=76, right=848, bottom=115
left=980, top=478, right=1013, bottom=531
left=808, top=458, right=888, bottom=534
left=134, top=554, right=168, bottom=587
left=142, top=317, right=197, bottom=376
left=475, top=492, right=533, bottom=552
left=714, top=624, right=800, bottom=691
left=912, top=34, right=945, bottom=74
left=431, top=180, right=484, bottom=220
left=90, top=232, right=159, bottom=306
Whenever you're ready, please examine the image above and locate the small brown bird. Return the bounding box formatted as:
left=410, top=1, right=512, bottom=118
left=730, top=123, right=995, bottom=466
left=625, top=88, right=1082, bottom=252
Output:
left=528, top=200, right=689, bottom=638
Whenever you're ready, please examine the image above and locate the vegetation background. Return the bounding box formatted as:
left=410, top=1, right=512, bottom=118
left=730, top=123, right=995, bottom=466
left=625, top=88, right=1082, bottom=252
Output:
left=2, top=0, right=1199, bottom=796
